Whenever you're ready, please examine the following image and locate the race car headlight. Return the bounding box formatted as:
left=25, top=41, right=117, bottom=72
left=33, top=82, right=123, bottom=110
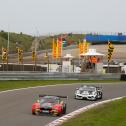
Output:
left=75, top=90, right=80, bottom=94
left=52, top=108, right=59, bottom=113
left=93, top=92, right=97, bottom=95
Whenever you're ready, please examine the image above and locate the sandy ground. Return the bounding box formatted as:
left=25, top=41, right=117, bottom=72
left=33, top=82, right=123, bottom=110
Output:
left=63, top=44, right=126, bottom=59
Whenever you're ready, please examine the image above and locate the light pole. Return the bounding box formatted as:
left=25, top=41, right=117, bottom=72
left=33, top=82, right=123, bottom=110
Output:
left=45, top=51, right=49, bottom=72
left=7, top=30, right=10, bottom=71
left=72, top=58, right=74, bottom=73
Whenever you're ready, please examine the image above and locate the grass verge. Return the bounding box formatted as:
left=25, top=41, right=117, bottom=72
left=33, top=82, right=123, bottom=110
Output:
left=61, top=98, right=126, bottom=126
left=0, top=80, right=124, bottom=91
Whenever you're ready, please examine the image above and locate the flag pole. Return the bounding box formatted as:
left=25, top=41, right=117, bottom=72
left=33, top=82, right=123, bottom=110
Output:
left=107, top=40, right=110, bottom=73
left=35, top=43, right=37, bottom=71
left=7, top=28, right=10, bottom=71
left=7, top=30, right=10, bottom=51
left=2, top=47, right=4, bottom=71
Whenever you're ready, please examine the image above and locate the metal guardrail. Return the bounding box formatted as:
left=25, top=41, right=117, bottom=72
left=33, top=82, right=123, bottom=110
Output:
left=0, top=72, right=121, bottom=80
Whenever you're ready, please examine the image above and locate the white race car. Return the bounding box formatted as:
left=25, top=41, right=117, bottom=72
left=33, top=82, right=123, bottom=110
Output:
left=75, top=85, right=102, bottom=101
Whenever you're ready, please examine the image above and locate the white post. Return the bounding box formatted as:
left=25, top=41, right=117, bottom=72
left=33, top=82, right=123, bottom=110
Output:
left=7, top=27, right=10, bottom=71
left=7, top=31, right=10, bottom=51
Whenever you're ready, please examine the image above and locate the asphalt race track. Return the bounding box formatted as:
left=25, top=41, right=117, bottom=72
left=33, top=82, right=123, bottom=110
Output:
left=0, top=83, right=126, bottom=126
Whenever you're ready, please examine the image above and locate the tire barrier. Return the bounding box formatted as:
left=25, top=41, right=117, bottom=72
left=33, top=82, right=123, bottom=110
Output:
left=120, top=74, right=126, bottom=80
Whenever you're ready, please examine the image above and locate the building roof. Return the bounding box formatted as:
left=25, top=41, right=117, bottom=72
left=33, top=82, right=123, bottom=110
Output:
left=63, top=54, right=74, bottom=58
left=80, top=48, right=105, bottom=56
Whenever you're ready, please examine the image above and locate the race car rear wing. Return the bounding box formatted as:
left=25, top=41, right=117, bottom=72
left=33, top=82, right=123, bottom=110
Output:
left=96, top=86, right=102, bottom=91
left=39, top=94, right=68, bottom=99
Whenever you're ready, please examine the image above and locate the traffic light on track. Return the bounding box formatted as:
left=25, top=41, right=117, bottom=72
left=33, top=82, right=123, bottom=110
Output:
left=108, top=42, right=114, bottom=62
left=2, top=48, right=8, bottom=63
left=18, top=48, right=23, bottom=64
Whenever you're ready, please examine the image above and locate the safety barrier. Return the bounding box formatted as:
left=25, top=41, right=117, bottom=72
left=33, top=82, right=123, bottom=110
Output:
left=120, top=74, right=126, bottom=80
left=0, top=72, right=121, bottom=80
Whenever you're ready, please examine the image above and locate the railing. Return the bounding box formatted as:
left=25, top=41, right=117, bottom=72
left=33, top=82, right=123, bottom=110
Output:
left=0, top=71, right=121, bottom=80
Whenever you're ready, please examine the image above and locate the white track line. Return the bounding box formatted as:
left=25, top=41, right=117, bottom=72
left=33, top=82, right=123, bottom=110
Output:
left=0, top=83, right=75, bottom=94
left=46, top=96, right=125, bottom=126
left=0, top=82, right=121, bottom=94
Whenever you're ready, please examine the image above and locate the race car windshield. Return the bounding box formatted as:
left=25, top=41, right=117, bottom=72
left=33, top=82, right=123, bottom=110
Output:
left=40, top=96, right=59, bottom=104
left=81, top=87, right=96, bottom=92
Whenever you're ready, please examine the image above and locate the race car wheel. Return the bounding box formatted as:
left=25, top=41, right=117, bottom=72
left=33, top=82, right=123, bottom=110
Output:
left=32, top=112, right=35, bottom=115
left=62, top=104, right=66, bottom=114
left=99, top=93, right=103, bottom=99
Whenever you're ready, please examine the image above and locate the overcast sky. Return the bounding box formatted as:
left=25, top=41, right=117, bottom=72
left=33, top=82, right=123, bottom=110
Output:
left=0, top=0, right=126, bottom=35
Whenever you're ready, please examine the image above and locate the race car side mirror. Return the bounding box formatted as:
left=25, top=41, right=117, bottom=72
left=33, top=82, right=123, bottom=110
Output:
left=37, top=100, right=40, bottom=103
left=60, top=101, right=64, bottom=104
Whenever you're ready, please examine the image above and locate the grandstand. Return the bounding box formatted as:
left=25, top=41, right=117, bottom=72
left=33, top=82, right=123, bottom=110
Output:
left=85, top=34, right=126, bottom=44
